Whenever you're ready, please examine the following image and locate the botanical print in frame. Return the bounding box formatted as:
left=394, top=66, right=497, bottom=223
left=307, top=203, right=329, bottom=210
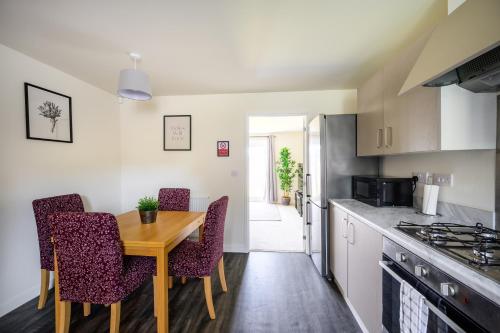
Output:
left=25, top=83, right=73, bottom=143
left=163, top=115, right=192, bottom=151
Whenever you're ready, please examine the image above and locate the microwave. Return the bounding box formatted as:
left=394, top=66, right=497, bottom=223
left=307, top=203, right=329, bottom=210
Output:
left=352, top=176, right=415, bottom=207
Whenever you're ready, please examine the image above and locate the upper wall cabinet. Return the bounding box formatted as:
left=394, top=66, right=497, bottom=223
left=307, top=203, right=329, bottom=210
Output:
left=357, top=34, right=497, bottom=157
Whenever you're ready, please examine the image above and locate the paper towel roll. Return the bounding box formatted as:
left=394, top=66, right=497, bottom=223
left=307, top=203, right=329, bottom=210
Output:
left=422, top=184, right=439, bottom=215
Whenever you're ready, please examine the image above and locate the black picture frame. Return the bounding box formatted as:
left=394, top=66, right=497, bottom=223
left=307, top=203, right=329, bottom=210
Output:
left=163, top=115, right=192, bottom=151
left=24, top=83, right=73, bottom=143
left=217, top=141, right=230, bottom=157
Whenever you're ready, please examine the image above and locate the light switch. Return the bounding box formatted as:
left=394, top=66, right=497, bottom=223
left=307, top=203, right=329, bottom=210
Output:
left=433, top=173, right=453, bottom=187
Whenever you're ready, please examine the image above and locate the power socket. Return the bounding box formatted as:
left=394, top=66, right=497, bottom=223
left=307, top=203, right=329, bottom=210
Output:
left=433, top=173, right=453, bottom=187
left=412, top=171, right=432, bottom=184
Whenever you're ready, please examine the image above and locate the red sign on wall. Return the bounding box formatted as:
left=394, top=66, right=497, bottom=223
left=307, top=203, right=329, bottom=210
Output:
left=217, top=141, right=229, bottom=157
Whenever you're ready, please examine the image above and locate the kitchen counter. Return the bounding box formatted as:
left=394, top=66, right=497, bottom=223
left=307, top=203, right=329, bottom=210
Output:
left=329, top=198, right=500, bottom=305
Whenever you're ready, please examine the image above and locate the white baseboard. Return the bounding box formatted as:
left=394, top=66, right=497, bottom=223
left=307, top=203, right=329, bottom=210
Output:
left=0, top=273, right=54, bottom=318
left=224, top=244, right=248, bottom=253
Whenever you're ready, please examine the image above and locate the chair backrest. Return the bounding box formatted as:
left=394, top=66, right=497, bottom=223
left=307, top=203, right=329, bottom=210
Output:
left=201, top=196, right=229, bottom=269
left=158, top=188, right=190, bottom=211
left=32, top=194, right=84, bottom=271
left=50, top=212, right=125, bottom=304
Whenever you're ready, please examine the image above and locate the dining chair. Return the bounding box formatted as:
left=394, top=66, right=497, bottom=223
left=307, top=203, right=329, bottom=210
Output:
left=168, top=196, right=229, bottom=319
left=50, top=212, right=157, bottom=333
left=158, top=188, right=191, bottom=288
left=32, top=193, right=85, bottom=310
left=158, top=188, right=190, bottom=211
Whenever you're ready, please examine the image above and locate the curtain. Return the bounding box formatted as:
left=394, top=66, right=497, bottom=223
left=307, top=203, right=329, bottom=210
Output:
left=266, top=135, right=278, bottom=203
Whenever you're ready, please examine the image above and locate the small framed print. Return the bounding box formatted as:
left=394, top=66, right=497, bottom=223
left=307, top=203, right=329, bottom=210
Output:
left=24, top=83, right=73, bottom=143
left=163, top=115, right=191, bottom=151
left=217, top=141, right=230, bottom=157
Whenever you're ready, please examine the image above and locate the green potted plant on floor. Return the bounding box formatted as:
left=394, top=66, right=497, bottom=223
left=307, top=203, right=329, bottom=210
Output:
left=137, top=196, right=159, bottom=224
left=276, top=147, right=297, bottom=206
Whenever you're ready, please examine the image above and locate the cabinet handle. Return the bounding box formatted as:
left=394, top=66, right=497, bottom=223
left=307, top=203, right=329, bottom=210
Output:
left=342, top=217, right=348, bottom=238
left=376, top=129, right=383, bottom=148
left=348, top=222, right=355, bottom=244
left=384, top=126, right=392, bottom=148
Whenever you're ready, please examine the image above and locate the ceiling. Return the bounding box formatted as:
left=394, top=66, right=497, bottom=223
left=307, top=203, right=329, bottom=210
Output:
left=249, top=116, right=305, bottom=134
left=0, top=0, right=446, bottom=96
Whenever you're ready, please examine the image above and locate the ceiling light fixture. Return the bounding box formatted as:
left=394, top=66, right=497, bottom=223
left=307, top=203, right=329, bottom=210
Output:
left=117, top=52, right=152, bottom=101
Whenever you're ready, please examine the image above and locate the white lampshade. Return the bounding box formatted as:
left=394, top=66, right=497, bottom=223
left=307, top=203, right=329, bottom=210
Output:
left=117, top=69, right=152, bottom=101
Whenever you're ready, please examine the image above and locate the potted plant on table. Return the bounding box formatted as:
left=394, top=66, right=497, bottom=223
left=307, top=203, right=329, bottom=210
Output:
left=275, top=147, right=297, bottom=206
left=137, top=196, right=159, bottom=224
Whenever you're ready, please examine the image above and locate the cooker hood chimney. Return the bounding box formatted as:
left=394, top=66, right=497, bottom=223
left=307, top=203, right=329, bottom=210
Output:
left=399, top=0, right=500, bottom=95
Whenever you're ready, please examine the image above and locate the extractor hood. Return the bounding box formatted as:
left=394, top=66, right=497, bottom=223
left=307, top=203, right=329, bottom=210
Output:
left=399, top=0, right=500, bottom=95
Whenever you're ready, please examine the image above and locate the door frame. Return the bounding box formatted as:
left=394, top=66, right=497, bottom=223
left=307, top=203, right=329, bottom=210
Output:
left=245, top=113, right=308, bottom=252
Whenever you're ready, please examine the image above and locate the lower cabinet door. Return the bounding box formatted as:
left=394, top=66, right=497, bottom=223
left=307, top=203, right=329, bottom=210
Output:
left=347, top=215, right=383, bottom=333
left=330, top=205, right=348, bottom=294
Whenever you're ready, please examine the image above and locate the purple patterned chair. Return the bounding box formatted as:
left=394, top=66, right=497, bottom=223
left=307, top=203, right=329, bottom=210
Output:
left=168, top=196, right=229, bottom=319
left=158, top=188, right=190, bottom=211
left=50, top=212, right=156, bottom=333
left=32, top=194, right=85, bottom=310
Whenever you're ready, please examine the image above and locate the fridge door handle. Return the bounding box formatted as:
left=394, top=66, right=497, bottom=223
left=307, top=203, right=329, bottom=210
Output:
left=306, top=174, right=311, bottom=197
left=306, top=202, right=311, bottom=225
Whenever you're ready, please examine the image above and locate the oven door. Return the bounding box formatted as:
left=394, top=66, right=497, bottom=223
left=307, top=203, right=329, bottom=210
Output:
left=380, top=255, right=487, bottom=333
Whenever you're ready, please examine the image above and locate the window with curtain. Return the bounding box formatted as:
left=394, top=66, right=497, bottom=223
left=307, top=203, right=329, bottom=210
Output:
left=248, top=137, right=269, bottom=202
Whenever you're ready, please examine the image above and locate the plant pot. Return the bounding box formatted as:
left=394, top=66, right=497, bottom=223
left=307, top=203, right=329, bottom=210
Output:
left=139, top=209, right=158, bottom=224
left=281, top=196, right=291, bottom=206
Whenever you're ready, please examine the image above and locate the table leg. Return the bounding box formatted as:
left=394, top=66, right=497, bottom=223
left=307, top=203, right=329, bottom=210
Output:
left=198, top=223, right=204, bottom=242
left=156, top=249, right=168, bottom=333
left=54, top=252, right=60, bottom=333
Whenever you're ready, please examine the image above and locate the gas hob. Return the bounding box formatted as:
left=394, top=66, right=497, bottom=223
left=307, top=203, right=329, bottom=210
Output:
left=395, top=221, right=500, bottom=283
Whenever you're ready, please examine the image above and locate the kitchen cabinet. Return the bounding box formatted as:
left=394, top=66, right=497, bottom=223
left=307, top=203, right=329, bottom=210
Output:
left=347, top=214, right=383, bottom=333
left=357, top=33, right=496, bottom=156
left=356, top=69, right=384, bottom=156
left=329, top=203, right=383, bottom=333
left=329, top=205, right=348, bottom=294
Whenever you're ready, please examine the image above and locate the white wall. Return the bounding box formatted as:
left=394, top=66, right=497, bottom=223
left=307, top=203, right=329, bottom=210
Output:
left=382, top=150, right=495, bottom=211
left=0, top=44, right=121, bottom=316
left=120, top=90, right=356, bottom=252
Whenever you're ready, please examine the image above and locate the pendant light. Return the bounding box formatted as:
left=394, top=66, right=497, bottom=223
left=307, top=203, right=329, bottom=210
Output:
left=117, top=53, right=152, bottom=101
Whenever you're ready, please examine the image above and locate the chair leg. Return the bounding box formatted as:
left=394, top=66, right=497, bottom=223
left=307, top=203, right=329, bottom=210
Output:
left=83, top=302, right=91, bottom=317
left=218, top=257, right=228, bottom=292
left=181, top=276, right=187, bottom=284
left=38, top=269, right=50, bottom=310
left=153, top=276, right=157, bottom=317
left=59, top=301, right=71, bottom=333
left=203, top=276, right=215, bottom=320
left=110, top=302, right=121, bottom=333
left=168, top=276, right=173, bottom=289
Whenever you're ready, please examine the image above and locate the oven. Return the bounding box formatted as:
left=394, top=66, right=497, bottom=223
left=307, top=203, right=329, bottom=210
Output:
left=381, top=237, right=499, bottom=333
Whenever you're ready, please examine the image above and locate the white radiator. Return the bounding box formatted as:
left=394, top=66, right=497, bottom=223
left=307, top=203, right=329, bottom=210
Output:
left=190, top=196, right=210, bottom=212
left=188, top=196, right=210, bottom=239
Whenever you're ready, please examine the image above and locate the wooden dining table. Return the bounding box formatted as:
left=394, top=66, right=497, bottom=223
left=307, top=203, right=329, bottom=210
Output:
left=54, top=210, right=206, bottom=333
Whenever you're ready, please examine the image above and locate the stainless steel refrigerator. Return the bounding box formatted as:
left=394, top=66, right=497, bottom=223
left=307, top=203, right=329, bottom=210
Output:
left=306, top=114, right=379, bottom=276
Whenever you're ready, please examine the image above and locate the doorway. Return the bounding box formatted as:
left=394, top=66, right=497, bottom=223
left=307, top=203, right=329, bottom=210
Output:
left=247, top=115, right=306, bottom=252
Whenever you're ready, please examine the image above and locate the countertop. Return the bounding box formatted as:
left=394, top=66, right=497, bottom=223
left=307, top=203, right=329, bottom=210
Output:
left=329, top=198, right=500, bottom=306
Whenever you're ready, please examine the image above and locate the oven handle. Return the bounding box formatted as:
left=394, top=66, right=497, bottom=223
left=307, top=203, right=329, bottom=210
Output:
left=379, top=261, right=466, bottom=333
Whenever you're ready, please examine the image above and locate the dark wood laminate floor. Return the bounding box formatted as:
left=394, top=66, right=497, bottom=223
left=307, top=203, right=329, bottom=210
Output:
left=0, top=252, right=360, bottom=333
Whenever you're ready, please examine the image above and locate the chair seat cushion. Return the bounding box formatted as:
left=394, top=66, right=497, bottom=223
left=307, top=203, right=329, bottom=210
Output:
left=168, top=240, right=214, bottom=277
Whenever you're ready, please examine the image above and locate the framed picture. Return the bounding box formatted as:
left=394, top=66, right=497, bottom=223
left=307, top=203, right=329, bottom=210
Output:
left=25, top=83, right=73, bottom=143
left=217, top=141, right=230, bottom=157
left=163, top=115, right=191, bottom=151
